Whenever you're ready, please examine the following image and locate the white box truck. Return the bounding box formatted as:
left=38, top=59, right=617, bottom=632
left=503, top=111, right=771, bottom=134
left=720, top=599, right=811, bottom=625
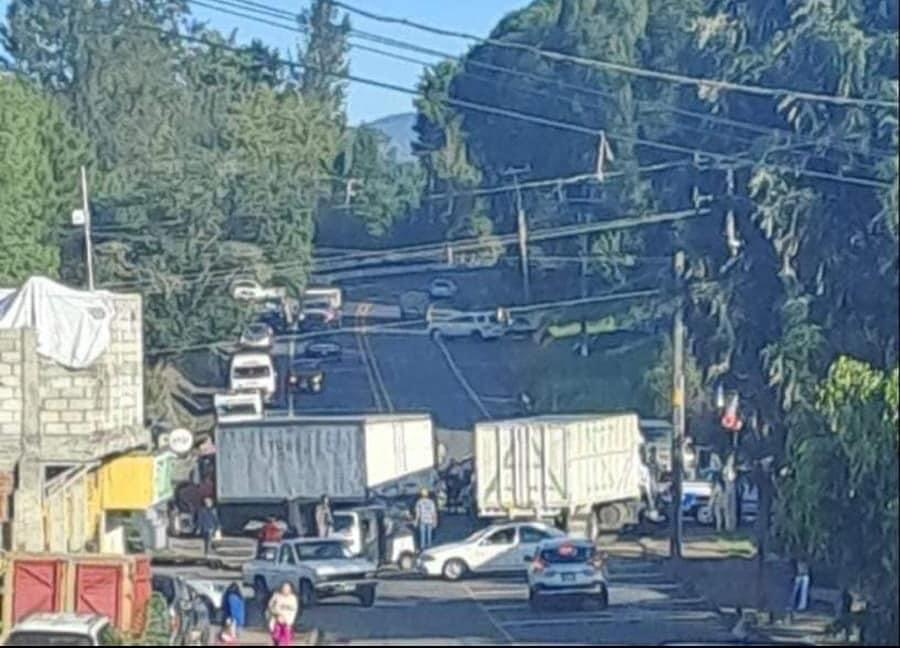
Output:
left=475, top=413, right=645, bottom=537
left=216, top=413, right=436, bottom=503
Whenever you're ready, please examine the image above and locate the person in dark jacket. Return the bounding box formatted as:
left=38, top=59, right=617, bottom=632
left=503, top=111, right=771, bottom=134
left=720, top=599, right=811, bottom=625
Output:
left=197, top=498, right=220, bottom=556
left=222, top=583, right=246, bottom=638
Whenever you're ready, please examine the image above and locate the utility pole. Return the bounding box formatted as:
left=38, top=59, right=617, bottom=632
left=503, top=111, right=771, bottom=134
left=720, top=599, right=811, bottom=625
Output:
left=288, top=336, right=295, bottom=417
left=80, top=165, right=95, bottom=291
left=503, top=166, right=531, bottom=301
left=670, top=250, right=686, bottom=561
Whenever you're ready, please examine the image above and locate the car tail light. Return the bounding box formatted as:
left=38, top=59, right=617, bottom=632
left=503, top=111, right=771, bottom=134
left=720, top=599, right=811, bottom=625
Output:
left=531, top=557, right=547, bottom=573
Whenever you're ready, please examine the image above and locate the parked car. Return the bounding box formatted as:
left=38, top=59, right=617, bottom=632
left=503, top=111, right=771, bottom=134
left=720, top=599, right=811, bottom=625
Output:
left=230, top=279, right=285, bottom=302
left=400, top=290, right=430, bottom=319
left=506, top=316, right=538, bottom=338
left=303, top=341, right=343, bottom=361
left=428, top=277, right=459, bottom=299
left=288, top=359, right=325, bottom=394
left=300, top=307, right=341, bottom=330
left=229, top=352, right=277, bottom=402
left=243, top=538, right=378, bottom=607
left=4, top=613, right=118, bottom=646
left=427, top=310, right=504, bottom=340
left=526, top=537, right=609, bottom=611
left=240, top=323, right=274, bottom=349
left=417, top=521, right=565, bottom=581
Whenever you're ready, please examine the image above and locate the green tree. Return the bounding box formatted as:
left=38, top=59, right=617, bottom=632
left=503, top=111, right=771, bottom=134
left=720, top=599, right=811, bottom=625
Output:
left=776, top=357, right=899, bottom=644
left=335, top=126, right=423, bottom=236
left=298, top=0, right=350, bottom=125
left=0, top=74, right=89, bottom=283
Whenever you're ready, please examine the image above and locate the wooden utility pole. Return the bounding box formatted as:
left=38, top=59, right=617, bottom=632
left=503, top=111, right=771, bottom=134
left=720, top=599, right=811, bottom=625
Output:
left=670, top=250, right=686, bottom=561
left=503, top=166, right=531, bottom=301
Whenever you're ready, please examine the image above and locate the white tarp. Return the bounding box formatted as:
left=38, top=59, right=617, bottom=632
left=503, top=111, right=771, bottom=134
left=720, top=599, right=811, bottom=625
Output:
left=0, top=276, right=115, bottom=369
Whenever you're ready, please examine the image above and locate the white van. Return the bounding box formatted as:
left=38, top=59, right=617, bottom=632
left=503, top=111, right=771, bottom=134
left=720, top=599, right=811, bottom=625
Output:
left=229, top=352, right=277, bottom=402
left=214, top=391, right=264, bottom=423
left=427, top=308, right=504, bottom=340
left=303, top=287, right=342, bottom=310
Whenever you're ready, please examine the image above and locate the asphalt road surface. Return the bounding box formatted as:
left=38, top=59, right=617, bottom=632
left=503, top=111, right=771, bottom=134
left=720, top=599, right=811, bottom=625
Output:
left=156, top=556, right=736, bottom=645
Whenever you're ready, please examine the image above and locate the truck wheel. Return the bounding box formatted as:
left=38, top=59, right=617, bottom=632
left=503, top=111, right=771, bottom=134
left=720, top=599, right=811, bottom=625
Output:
left=357, top=585, right=376, bottom=607
left=597, top=503, right=625, bottom=531
left=299, top=579, right=317, bottom=607
left=398, top=552, right=416, bottom=571
left=442, top=559, right=468, bottom=581
left=253, top=576, right=268, bottom=602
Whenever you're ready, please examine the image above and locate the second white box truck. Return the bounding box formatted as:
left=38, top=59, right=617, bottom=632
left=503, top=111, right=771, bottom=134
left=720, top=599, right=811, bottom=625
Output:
left=475, top=413, right=646, bottom=537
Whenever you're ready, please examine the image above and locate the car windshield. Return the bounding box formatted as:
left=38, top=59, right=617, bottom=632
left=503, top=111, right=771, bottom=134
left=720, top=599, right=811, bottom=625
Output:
left=332, top=514, right=355, bottom=533
left=246, top=325, right=268, bottom=337
left=233, top=365, right=270, bottom=378
left=6, top=632, right=94, bottom=646
left=540, top=544, right=594, bottom=564
left=295, top=542, right=350, bottom=560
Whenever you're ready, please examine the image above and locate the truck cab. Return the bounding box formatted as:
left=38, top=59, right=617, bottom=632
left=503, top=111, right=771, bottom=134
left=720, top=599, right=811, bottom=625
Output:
left=332, top=506, right=418, bottom=571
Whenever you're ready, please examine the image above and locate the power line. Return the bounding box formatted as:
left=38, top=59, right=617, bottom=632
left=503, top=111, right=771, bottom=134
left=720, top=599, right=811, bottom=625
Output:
left=100, top=206, right=712, bottom=292
left=175, top=5, right=892, bottom=189
left=333, top=0, right=899, bottom=111
left=204, top=0, right=896, bottom=164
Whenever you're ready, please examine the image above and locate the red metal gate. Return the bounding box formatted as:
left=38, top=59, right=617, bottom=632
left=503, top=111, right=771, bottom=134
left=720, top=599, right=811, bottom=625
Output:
left=11, top=560, right=64, bottom=623
left=74, top=564, right=121, bottom=626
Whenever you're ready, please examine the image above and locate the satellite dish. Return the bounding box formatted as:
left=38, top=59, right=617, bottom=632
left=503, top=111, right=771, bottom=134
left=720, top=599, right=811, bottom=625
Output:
left=168, top=428, right=194, bottom=455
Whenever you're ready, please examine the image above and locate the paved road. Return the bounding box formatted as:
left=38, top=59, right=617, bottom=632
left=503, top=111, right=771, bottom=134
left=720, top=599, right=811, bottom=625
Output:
left=156, top=556, right=735, bottom=645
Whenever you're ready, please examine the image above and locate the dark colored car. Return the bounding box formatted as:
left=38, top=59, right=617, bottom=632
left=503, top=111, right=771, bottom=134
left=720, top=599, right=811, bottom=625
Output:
left=288, top=360, right=325, bottom=393
left=303, top=341, right=343, bottom=361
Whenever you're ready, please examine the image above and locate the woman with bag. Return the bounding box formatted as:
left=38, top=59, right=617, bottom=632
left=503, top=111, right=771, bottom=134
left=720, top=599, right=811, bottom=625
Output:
left=267, top=582, right=300, bottom=646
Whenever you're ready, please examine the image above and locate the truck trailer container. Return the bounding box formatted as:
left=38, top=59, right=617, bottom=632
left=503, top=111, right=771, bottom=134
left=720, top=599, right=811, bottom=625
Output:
left=475, top=413, right=645, bottom=536
left=215, top=413, right=436, bottom=503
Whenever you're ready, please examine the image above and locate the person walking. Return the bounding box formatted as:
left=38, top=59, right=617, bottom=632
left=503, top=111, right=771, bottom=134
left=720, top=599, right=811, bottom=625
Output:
left=267, top=582, right=300, bottom=647
left=315, top=495, right=333, bottom=538
left=710, top=475, right=727, bottom=533
left=222, top=583, right=245, bottom=639
left=197, top=498, right=220, bottom=557
left=788, top=560, right=811, bottom=621
left=414, top=488, right=438, bottom=551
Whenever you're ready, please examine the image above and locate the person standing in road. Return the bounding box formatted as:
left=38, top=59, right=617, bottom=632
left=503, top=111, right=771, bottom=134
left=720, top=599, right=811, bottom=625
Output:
left=723, top=453, right=739, bottom=532
left=315, top=495, right=333, bottom=538
left=267, top=582, right=299, bottom=646
left=710, top=475, right=727, bottom=533
left=788, top=559, right=811, bottom=621
left=414, top=488, right=438, bottom=551
left=197, top=498, right=220, bottom=556
left=222, top=583, right=245, bottom=639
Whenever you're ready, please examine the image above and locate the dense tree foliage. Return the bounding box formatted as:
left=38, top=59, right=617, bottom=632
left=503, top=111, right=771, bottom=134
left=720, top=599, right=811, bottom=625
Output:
left=0, top=75, right=89, bottom=283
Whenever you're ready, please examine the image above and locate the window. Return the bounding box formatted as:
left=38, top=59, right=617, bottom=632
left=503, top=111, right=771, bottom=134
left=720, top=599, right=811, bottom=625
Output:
left=519, top=526, right=551, bottom=544
left=234, top=365, right=270, bottom=379
left=278, top=544, right=296, bottom=565
left=540, top=544, right=595, bottom=564
left=483, top=527, right=516, bottom=545
left=296, top=542, right=349, bottom=560
left=5, top=633, right=93, bottom=646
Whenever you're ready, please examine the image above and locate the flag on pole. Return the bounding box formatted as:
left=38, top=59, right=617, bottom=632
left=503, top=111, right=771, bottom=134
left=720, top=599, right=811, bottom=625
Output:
left=721, top=393, right=743, bottom=431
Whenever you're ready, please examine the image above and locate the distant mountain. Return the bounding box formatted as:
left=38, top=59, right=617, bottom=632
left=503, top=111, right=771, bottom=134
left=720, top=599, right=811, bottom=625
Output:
left=363, top=112, right=417, bottom=163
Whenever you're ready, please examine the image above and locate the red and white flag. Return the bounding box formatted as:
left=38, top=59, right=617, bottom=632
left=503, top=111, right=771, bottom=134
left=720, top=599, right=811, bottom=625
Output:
left=721, top=394, right=743, bottom=431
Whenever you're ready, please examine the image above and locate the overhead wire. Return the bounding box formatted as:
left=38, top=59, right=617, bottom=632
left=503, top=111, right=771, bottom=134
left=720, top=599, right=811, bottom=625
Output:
left=332, top=0, right=899, bottom=111
left=204, top=0, right=896, bottom=163
left=180, top=2, right=893, bottom=189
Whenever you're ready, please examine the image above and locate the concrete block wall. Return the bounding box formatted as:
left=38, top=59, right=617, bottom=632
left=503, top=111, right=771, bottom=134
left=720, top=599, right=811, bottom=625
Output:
left=0, top=329, right=31, bottom=470
left=35, top=294, right=148, bottom=461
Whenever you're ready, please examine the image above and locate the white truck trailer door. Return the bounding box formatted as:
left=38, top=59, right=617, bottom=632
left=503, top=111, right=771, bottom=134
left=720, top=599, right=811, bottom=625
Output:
left=567, top=414, right=643, bottom=507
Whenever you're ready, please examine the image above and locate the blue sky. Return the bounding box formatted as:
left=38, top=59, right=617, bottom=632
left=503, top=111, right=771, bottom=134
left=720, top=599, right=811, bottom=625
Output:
left=1, top=1, right=526, bottom=124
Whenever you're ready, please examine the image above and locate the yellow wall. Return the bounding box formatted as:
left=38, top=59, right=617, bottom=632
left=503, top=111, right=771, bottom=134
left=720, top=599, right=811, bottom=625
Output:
left=100, top=455, right=156, bottom=510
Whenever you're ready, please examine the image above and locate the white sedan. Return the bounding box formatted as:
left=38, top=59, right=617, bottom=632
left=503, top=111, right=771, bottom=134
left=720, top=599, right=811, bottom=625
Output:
left=417, top=521, right=564, bottom=581
left=239, top=323, right=274, bottom=349
left=428, top=278, right=458, bottom=299
left=230, top=279, right=286, bottom=302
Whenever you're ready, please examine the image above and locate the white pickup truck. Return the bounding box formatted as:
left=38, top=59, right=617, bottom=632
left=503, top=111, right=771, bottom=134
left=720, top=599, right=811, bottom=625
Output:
left=242, top=538, right=378, bottom=607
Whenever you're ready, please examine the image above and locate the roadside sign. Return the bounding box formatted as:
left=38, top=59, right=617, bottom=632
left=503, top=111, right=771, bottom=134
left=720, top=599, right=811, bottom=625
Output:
left=168, top=427, right=194, bottom=455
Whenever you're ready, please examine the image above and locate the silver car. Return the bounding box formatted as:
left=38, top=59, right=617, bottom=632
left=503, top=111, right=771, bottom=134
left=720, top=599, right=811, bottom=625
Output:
left=239, top=323, right=274, bottom=349
left=525, top=537, right=609, bottom=610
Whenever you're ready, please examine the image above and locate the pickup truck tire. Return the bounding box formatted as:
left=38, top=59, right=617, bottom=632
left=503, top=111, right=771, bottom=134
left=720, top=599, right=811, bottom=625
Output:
left=442, top=558, right=468, bottom=581
left=253, top=576, right=268, bottom=602
left=357, top=584, right=376, bottom=607
left=398, top=552, right=416, bottom=571
left=299, top=579, right=317, bottom=607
